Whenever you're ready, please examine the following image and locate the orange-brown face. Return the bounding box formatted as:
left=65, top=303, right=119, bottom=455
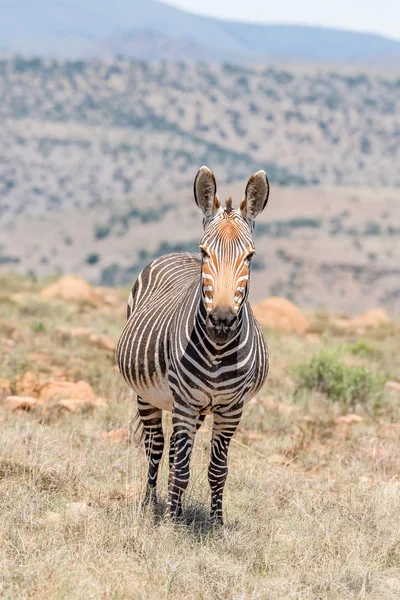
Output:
left=200, top=208, right=255, bottom=342
left=193, top=165, right=269, bottom=343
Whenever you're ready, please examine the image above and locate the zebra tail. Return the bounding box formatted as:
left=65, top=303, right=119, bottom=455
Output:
left=130, top=409, right=145, bottom=444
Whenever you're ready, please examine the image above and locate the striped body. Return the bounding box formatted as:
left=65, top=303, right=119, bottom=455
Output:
left=117, top=252, right=268, bottom=413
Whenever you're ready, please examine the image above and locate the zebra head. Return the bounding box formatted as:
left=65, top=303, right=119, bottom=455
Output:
left=194, top=166, right=269, bottom=343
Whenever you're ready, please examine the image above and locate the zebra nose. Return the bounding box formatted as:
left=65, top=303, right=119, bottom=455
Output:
left=208, top=308, right=238, bottom=334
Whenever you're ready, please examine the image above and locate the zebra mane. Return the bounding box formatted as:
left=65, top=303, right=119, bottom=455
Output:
left=224, top=196, right=233, bottom=214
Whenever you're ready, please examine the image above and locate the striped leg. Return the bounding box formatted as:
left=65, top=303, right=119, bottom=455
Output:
left=137, top=396, right=164, bottom=503
left=167, top=407, right=198, bottom=520
left=169, top=413, right=206, bottom=470
left=208, top=407, right=242, bottom=525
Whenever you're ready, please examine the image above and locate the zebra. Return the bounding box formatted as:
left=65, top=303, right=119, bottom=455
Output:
left=116, top=166, right=269, bottom=524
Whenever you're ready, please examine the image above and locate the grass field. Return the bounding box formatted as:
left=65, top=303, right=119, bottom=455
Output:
left=1, top=273, right=400, bottom=599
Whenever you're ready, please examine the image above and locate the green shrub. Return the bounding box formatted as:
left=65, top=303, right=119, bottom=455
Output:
left=295, top=350, right=384, bottom=407
left=86, top=253, right=100, bottom=265
left=95, top=225, right=111, bottom=240
left=348, top=340, right=382, bottom=359
left=31, top=321, right=46, bottom=333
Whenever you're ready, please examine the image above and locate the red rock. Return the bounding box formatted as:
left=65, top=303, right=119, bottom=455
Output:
left=331, top=309, right=390, bottom=330
left=39, top=380, right=96, bottom=402
left=41, top=276, right=102, bottom=305
left=100, top=428, right=129, bottom=442
left=336, top=414, right=363, bottom=425
left=57, top=397, right=107, bottom=412
left=252, top=297, right=309, bottom=334
left=385, top=381, right=400, bottom=393
left=3, top=396, right=39, bottom=411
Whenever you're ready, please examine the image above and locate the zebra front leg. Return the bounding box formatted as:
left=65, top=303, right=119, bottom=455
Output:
left=167, top=407, right=198, bottom=521
left=137, top=396, right=164, bottom=504
left=168, top=413, right=206, bottom=470
left=208, top=406, right=242, bottom=525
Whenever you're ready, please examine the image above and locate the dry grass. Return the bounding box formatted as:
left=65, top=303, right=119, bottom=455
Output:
left=1, top=275, right=400, bottom=599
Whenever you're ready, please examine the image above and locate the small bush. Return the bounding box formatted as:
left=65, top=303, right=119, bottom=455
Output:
left=348, top=340, right=382, bottom=359
left=86, top=253, right=100, bottom=265
left=31, top=321, right=46, bottom=333
left=95, top=225, right=111, bottom=240
left=295, top=350, right=384, bottom=407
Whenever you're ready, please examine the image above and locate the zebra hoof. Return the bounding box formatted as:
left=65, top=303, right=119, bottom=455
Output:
left=165, top=505, right=184, bottom=523
left=209, top=514, right=224, bottom=527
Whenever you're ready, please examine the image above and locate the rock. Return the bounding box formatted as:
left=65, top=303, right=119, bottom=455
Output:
left=40, top=275, right=102, bottom=305
left=57, top=397, right=107, bottom=412
left=252, top=297, right=309, bottom=334
left=100, top=428, right=129, bottom=442
left=0, top=320, right=17, bottom=339
left=3, top=396, right=39, bottom=411
left=351, top=309, right=390, bottom=328
left=9, top=293, right=24, bottom=304
left=331, top=309, right=390, bottom=330
left=16, top=371, right=40, bottom=396
left=385, top=381, right=400, bottom=393
left=28, top=352, right=50, bottom=363
left=55, top=326, right=92, bottom=339
left=89, top=334, right=116, bottom=352
left=39, top=380, right=96, bottom=403
left=336, top=414, right=363, bottom=425
left=0, top=378, right=11, bottom=398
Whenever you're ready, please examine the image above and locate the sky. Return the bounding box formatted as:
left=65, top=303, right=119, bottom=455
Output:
left=166, top=0, right=400, bottom=40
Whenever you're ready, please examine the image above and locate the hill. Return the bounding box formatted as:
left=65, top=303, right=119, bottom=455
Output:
left=2, top=0, right=400, bottom=63
left=0, top=57, right=399, bottom=314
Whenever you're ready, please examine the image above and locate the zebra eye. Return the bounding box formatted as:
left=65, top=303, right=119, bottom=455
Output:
left=200, top=247, right=210, bottom=259
left=246, top=252, right=255, bottom=261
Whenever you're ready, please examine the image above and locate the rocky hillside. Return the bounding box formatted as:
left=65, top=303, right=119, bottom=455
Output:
left=1, top=57, right=399, bottom=214
left=0, top=57, right=399, bottom=314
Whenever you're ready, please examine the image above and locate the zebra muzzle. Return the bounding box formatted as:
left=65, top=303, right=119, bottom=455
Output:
left=206, top=307, right=238, bottom=342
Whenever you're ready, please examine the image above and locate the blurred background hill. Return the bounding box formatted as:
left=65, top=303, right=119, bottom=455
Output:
left=2, top=0, right=400, bottom=63
left=0, top=0, right=400, bottom=64
left=0, top=0, right=399, bottom=314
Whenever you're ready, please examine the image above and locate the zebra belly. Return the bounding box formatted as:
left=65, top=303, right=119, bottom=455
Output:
left=135, top=380, right=174, bottom=411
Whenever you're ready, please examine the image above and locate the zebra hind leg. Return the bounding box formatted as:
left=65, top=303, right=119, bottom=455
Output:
left=208, top=407, right=242, bottom=525
left=137, top=396, right=164, bottom=504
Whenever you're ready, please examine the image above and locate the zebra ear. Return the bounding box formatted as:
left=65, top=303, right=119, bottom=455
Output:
left=240, top=170, right=270, bottom=220
left=194, top=166, right=221, bottom=218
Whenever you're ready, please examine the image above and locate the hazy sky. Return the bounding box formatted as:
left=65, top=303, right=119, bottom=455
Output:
left=166, top=0, right=400, bottom=40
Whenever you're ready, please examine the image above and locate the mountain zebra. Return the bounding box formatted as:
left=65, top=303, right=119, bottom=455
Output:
left=117, top=166, right=270, bottom=524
